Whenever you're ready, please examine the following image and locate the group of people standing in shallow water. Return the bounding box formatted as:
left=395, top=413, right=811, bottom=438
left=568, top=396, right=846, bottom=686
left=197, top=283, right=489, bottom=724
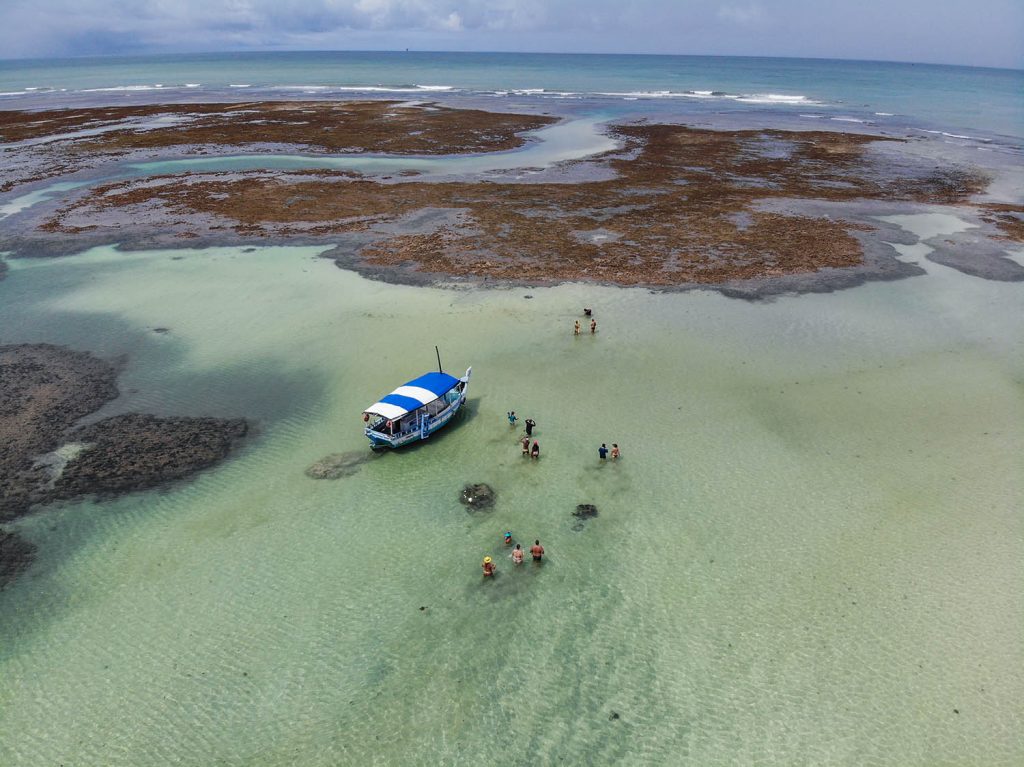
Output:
left=574, top=318, right=597, bottom=335
left=508, top=411, right=540, bottom=458
left=482, top=533, right=544, bottom=577
left=484, top=308, right=619, bottom=577
left=575, top=306, right=598, bottom=335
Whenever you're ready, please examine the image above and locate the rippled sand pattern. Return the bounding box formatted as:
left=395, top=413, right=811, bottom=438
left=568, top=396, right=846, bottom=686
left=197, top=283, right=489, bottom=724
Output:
left=0, top=233, right=1022, bottom=765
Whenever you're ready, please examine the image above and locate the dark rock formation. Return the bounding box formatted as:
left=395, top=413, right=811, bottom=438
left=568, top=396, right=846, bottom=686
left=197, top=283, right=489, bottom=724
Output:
left=572, top=503, right=599, bottom=531
left=460, top=483, right=495, bottom=510
left=1, top=343, right=248, bottom=516
left=1, top=343, right=119, bottom=518
left=0, top=528, right=36, bottom=590
left=52, top=414, right=248, bottom=500
left=573, top=504, right=599, bottom=519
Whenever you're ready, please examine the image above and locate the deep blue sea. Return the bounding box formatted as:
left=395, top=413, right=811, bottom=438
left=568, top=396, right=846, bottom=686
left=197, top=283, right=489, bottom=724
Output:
left=1, top=51, right=1022, bottom=141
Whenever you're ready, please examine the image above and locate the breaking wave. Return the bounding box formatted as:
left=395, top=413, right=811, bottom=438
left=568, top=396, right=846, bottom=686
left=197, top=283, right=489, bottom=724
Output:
left=917, top=129, right=990, bottom=142
left=593, top=89, right=818, bottom=105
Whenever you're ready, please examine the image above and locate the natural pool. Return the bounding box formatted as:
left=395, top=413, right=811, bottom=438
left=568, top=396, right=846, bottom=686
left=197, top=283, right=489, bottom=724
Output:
left=0, top=220, right=1022, bottom=765
left=127, top=114, right=618, bottom=178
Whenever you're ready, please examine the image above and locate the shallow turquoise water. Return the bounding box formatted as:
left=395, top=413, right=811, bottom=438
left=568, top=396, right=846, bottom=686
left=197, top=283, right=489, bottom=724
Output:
left=129, top=115, right=618, bottom=177
left=0, top=227, right=1022, bottom=764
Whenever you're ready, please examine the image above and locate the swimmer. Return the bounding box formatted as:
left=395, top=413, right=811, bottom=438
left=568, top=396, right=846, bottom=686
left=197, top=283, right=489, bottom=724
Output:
left=504, top=531, right=513, bottom=546
left=530, top=540, right=545, bottom=561
left=531, top=440, right=540, bottom=459
left=507, top=410, right=517, bottom=426
left=611, top=443, right=620, bottom=460
left=525, top=418, right=536, bottom=436
left=574, top=320, right=580, bottom=335
left=512, top=544, right=524, bottom=564
left=599, top=443, right=608, bottom=460
left=590, top=318, right=597, bottom=334
left=482, top=556, right=496, bottom=577
left=521, top=435, right=530, bottom=455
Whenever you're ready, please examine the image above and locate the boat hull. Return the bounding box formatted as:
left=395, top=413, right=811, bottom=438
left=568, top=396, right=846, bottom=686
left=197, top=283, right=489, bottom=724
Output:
left=365, top=370, right=470, bottom=449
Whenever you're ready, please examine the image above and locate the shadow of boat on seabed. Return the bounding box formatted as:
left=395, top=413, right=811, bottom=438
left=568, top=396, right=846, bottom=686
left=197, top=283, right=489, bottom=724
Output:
left=304, top=397, right=479, bottom=478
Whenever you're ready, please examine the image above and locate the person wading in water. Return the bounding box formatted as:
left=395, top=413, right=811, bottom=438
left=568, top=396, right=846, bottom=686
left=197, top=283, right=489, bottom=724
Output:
left=530, top=540, right=545, bottom=562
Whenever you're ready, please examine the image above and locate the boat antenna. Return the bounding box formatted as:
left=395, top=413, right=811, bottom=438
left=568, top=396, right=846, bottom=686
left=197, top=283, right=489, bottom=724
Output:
left=435, top=345, right=443, bottom=373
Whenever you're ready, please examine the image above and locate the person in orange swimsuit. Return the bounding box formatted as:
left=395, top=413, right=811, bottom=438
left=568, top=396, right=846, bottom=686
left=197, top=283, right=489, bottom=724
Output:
left=482, top=556, right=496, bottom=577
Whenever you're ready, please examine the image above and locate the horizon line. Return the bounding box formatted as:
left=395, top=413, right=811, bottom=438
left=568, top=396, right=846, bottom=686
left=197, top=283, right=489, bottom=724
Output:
left=1, top=48, right=1021, bottom=74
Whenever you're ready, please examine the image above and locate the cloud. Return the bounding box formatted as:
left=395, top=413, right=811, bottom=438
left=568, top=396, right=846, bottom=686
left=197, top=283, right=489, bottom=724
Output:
left=440, top=11, right=464, bottom=31
left=0, top=0, right=1019, bottom=68
left=717, top=3, right=764, bottom=25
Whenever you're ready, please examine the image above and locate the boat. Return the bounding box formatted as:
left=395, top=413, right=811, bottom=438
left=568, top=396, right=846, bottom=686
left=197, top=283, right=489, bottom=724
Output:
left=362, top=358, right=471, bottom=449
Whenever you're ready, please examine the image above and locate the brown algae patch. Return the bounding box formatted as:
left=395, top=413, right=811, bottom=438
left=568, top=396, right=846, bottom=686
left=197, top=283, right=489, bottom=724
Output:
left=0, top=101, right=555, bottom=154
left=0, top=101, right=557, bottom=192
left=979, top=203, right=1024, bottom=242
left=27, top=122, right=992, bottom=288
left=2, top=101, right=1015, bottom=292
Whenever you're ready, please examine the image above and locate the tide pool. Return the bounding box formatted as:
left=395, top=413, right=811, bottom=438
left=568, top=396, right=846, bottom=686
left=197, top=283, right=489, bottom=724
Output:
left=128, top=114, right=618, bottom=178
left=0, top=237, right=1022, bottom=765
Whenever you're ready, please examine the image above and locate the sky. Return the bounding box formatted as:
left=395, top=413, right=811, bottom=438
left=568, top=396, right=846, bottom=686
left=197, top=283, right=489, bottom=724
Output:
left=0, top=0, right=1021, bottom=69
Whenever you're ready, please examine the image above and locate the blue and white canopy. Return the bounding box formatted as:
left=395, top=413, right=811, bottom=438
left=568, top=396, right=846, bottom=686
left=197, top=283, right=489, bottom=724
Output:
left=364, top=372, right=461, bottom=420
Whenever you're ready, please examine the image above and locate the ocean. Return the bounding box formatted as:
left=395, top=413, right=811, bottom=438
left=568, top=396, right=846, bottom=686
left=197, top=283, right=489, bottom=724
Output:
left=1, top=52, right=1022, bottom=766
left=1, top=50, right=1022, bottom=141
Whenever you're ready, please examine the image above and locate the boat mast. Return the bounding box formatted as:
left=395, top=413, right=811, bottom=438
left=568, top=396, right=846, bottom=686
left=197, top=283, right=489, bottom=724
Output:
left=435, top=345, right=442, bottom=373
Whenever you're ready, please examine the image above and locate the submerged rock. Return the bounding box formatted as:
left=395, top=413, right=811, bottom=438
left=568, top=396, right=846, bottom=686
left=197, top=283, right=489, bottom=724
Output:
left=54, top=414, right=248, bottom=499
left=1, top=344, right=250, bottom=520
left=573, top=504, right=599, bottom=519
left=305, top=451, right=373, bottom=480
left=460, top=483, right=495, bottom=510
left=571, top=503, right=599, bottom=532
left=1, top=343, right=119, bottom=519
left=0, top=528, right=35, bottom=590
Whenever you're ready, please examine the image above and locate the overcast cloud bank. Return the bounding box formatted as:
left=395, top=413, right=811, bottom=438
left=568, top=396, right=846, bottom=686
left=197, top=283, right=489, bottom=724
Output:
left=0, top=0, right=1021, bottom=69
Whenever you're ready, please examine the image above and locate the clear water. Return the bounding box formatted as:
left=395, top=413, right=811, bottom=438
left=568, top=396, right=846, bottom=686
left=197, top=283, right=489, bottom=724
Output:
left=2, top=51, right=1022, bottom=141
left=0, top=181, right=88, bottom=220
left=1, top=220, right=1022, bottom=763
left=1, top=50, right=1023, bottom=764
left=129, top=114, right=618, bottom=177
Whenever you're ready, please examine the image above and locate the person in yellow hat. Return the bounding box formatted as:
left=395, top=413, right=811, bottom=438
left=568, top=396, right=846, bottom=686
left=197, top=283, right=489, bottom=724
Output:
left=482, top=556, right=496, bottom=577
